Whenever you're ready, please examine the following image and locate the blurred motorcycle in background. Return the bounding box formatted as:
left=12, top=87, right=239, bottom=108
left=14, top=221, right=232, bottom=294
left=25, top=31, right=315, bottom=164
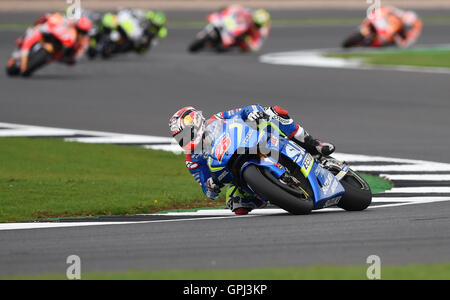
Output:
left=189, top=9, right=250, bottom=53
left=188, top=5, right=272, bottom=53
left=342, top=6, right=422, bottom=49
left=6, top=13, right=91, bottom=77
left=88, top=10, right=167, bottom=60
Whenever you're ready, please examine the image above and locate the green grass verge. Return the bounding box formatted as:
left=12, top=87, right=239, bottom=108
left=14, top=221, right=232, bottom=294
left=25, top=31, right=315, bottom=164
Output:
left=3, top=264, right=449, bottom=280
left=0, top=138, right=222, bottom=223
left=0, top=138, right=391, bottom=223
left=328, top=48, right=450, bottom=69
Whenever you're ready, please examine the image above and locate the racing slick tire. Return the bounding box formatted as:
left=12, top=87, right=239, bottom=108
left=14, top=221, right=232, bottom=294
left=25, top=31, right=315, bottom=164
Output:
left=21, top=48, right=51, bottom=77
left=6, top=58, right=20, bottom=76
left=188, top=36, right=209, bottom=53
left=243, top=164, right=313, bottom=215
left=87, top=47, right=98, bottom=59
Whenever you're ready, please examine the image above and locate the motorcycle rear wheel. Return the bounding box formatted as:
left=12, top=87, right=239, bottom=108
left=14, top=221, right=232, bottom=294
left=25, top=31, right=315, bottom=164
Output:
left=242, top=164, right=313, bottom=215
left=101, top=43, right=115, bottom=59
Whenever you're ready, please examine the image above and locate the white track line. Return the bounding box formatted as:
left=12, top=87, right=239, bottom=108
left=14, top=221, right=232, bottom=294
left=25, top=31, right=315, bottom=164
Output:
left=143, top=144, right=184, bottom=154
left=65, top=136, right=172, bottom=144
left=385, top=187, right=450, bottom=193
left=4, top=199, right=441, bottom=231
left=352, top=164, right=450, bottom=172
left=332, top=153, right=431, bottom=165
left=0, top=215, right=257, bottom=231
left=0, top=122, right=173, bottom=144
left=260, top=47, right=450, bottom=75
left=380, top=174, right=450, bottom=181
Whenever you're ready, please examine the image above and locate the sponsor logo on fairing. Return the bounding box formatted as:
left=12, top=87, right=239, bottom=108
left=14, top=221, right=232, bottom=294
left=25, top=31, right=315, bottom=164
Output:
left=321, top=173, right=334, bottom=193
left=302, top=153, right=313, bottom=170
left=186, top=161, right=199, bottom=170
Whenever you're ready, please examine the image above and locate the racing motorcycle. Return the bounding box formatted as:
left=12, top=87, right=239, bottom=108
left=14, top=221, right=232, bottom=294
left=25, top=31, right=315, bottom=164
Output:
left=205, top=116, right=372, bottom=215
left=188, top=10, right=249, bottom=53
left=342, top=11, right=403, bottom=48
left=89, top=27, right=153, bottom=59
left=6, top=25, right=76, bottom=77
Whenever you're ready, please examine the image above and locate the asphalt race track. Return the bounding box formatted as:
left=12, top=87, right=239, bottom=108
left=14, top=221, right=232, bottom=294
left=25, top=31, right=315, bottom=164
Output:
left=0, top=10, right=450, bottom=277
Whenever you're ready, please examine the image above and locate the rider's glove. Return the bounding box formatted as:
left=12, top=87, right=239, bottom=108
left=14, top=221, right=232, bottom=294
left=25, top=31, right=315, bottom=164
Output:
left=315, top=140, right=335, bottom=156
left=246, top=110, right=266, bottom=122
left=206, top=177, right=223, bottom=194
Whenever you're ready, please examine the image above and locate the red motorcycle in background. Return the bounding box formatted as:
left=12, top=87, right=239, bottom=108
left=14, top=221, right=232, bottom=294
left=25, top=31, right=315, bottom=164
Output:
left=342, top=7, right=422, bottom=49
left=6, top=13, right=90, bottom=77
left=188, top=6, right=252, bottom=53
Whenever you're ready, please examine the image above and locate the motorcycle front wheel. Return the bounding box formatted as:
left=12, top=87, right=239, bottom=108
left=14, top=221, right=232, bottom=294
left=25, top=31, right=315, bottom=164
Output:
left=337, top=169, right=372, bottom=211
left=22, top=47, right=52, bottom=77
left=188, top=35, right=210, bottom=53
left=6, top=58, right=20, bottom=76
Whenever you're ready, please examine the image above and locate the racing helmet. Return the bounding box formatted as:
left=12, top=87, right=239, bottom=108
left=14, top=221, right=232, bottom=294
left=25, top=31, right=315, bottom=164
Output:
left=169, top=106, right=206, bottom=152
left=253, top=9, right=270, bottom=28
left=75, top=16, right=93, bottom=34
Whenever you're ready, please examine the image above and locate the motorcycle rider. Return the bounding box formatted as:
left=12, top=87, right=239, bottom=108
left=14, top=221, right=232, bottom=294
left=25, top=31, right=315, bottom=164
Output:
left=215, top=5, right=271, bottom=52
left=393, top=9, right=422, bottom=48
left=113, top=9, right=168, bottom=54
left=12, top=12, right=92, bottom=75
left=169, top=105, right=335, bottom=215
left=241, top=8, right=271, bottom=52
left=367, top=6, right=422, bottom=48
left=141, top=11, right=168, bottom=52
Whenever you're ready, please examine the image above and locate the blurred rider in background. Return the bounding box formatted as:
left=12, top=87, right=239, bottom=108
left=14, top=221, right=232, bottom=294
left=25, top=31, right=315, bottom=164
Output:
left=370, top=6, right=422, bottom=48
left=217, top=5, right=271, bottom=52
left=169, top=105, right=335, bottom=215
left=393, top=8, right=422, bottom=48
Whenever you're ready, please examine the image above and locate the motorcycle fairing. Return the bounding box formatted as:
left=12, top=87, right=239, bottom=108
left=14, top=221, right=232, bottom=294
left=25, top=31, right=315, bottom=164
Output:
left=277, top=138, right=345, bottom=209
left=206, top=10, right=249, bottom=47
left=207, top=119, right=345, bottom=209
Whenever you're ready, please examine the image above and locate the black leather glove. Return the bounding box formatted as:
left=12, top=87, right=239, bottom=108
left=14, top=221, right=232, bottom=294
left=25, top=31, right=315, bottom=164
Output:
left=315, top=141, right=335, bottom=156
left=303, top=135, right=335, bottom=156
